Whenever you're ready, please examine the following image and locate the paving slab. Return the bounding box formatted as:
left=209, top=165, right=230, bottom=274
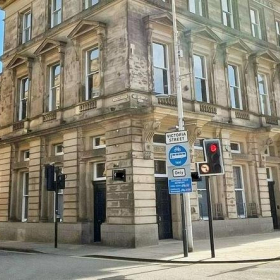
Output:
left=0, top=232, right=280, bottom=263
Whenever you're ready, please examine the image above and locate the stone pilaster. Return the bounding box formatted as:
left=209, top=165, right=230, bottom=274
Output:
left=247, top=134, right=261, bottom=215
left=0, top=145, right=12, bottom=222
left=63, top=130, right=79, bottom=223
left=220, top=130, right=237, bottom=219
left=28, top=139, right=41, bottom=222
left=254, top=134, right=271, bottom=217
left=102, top=118, right=158, bottom=247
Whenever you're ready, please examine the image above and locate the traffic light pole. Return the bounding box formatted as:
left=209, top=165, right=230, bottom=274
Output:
left=172, top=0, right=193, bottom=255
left=206, top=176, right=215, bottom=258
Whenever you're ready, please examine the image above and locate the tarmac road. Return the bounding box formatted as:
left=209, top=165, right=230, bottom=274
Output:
left=1, top=250, right=280, bottom=280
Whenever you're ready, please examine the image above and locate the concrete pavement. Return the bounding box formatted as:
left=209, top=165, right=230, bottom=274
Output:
left=0, top=231, right=280, bottom=263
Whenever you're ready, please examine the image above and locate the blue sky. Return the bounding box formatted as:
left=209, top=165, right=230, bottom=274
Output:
left=0, top=10, right=5, bottom=72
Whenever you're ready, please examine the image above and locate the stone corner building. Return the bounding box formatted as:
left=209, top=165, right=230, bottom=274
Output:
left=0, top=0, right=280, bottom=247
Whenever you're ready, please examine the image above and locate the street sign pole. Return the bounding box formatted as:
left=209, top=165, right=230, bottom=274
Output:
left=171, top=0, right=193, bottom=255
left=206, top=176, right=215, bottom=258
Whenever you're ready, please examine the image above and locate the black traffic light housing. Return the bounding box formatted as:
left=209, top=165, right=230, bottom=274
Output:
left=202, top=139, right=224, bottom=176
left=45, top=165, right=55, bottom=191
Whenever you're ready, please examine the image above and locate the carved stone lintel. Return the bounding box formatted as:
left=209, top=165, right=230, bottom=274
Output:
left=142, top=120, right=161, bottom=159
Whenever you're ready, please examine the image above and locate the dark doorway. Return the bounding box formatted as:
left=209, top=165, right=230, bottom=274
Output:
left=268, top=181, right=279, bottom=229
left=155, top=178, right=173, bottom=239
left=93, top=181, right=106, bottom=242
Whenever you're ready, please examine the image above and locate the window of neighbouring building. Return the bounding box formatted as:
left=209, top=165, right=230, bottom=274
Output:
left=153, top=42, right=170, bottom=95
left=17, top=77, right=29, bottom=121
left=48, top=64, right=61, bottom=112
left=189, top=0, right=207, bottom=17
left=22, top=10, right=31, bottom=43
left=54, top=143, right=64, bottom=156
left=230, top=142, right=241, bottom=153
left=153, top=134, right=166, bottom=145
left=194, top=138, right=204, bottom=150
left=54, top=188, right=64, bottom=222
left=198, top=177, right=208, bottom=220
left=93, top=136, right=106, bottom=149
left=93, top=162, right=106, bottom=181
left=51, top=0, right=62, bottom=28
left=154, top=160, right=167, bottom=177
left=21, top=172, right=29, bottom=222
left=228, top=64, right=242, bottom=110
left=193, top=54, right=208, bottom=102
left=221, top=0, right=234, bottom=28
left=250, top=8, right=262, bottom=39
left=266, top=167, right=273, bottom=181
left=276, top=20, right=280, bottom=46
left=23, top=150, right=30, bottom=161
left=85, top=47, right=100, bottom=100
left=257, top=74, right=271, bottom=116
left=233, top=166, right=246, bottom=218
left=85, top=0, right=99, bottom=9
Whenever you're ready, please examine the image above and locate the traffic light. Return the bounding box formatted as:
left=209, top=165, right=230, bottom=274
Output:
left=203, top=139, right=224, bottom=175
left=45, top=165, right=55, bottom=191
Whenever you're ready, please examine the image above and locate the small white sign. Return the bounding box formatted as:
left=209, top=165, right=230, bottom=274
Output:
left=166, top=131, right=188, bottom=144
left=173, top=168, right=186, bottom=177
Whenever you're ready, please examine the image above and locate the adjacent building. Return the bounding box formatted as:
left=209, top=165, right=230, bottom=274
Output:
left=0, top=0, right=279, bottom=247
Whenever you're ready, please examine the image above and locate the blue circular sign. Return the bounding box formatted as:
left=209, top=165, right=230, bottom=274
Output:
left=169, top=145, right=187, bottom=167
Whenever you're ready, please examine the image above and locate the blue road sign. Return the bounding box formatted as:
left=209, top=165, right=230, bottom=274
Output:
left=168, top=178, right=192, bottom=194
left=168, top=145, right=187, bottom=167
left=166, top=140, right=192, bottom=195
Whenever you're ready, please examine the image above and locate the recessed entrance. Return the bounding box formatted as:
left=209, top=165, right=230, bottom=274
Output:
left=268, top=181, right=279, bottom=229
left=155, top=177, right=173, bottom=239
left=93, top=181, right=106, bottom=242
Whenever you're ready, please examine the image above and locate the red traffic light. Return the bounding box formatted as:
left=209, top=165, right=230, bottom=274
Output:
left=210, top=144, right=217, bottom=153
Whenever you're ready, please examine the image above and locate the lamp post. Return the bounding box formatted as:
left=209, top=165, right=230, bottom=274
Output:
left=171, top=0, right=194, bottom=254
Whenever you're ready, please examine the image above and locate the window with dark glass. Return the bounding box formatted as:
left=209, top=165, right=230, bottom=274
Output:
left=86, top=48, right=100, bottom=100
left=48, top=64, right=61, bottom=112
left=154, top=160, right=166, bottom=175
left=228, top=65, right=242, bottom=110
left=153, top=134, right=166, bottom=144
left=153, top=43, right=169, bottom=95
left=193, top=54, right=208, bottom=102
left=18, top=77, right=29, bottom=121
